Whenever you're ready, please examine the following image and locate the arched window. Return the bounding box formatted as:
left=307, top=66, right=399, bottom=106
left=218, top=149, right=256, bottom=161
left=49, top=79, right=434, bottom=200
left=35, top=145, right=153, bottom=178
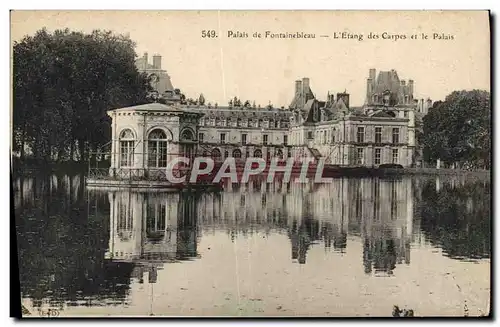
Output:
left=181, top=129, right=194, bottom=141
left=277, top=149, right=284, bottom=159
left=119, top=129, right=135, bottom=167
left=148, top=129, right=168, bottom=168
left=233, top=149, right=242, bottom=158
left=211, top=148, right=221, bottom=158
left=237, top=118, right=242, bottom=127
left=254, top=149, right=262, bottom=158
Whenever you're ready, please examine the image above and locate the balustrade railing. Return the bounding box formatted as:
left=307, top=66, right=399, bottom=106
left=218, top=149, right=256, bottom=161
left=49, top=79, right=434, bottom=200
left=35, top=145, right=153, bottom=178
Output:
left=88, top=167, right=191, bottom=181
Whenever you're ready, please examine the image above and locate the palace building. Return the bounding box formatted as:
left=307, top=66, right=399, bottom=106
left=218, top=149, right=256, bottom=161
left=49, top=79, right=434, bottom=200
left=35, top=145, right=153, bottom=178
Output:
left=105, top=57, right=431, bottom=172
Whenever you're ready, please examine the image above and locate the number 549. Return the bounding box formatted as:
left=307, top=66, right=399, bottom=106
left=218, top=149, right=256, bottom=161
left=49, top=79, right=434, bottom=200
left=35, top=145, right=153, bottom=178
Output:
left=202, top=30, right=217, bottom=38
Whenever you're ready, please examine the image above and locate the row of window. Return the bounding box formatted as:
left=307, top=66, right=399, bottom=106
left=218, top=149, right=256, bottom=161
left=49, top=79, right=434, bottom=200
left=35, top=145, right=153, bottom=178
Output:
left=204, top=148, right=289, bottom=159
left=356, top=148, right=399, bottom=165
left=372, top=94, right=413, bottom=105
left=120, top=140, right=169, bottom=167
left=200, top=117, right=288, bottom=129
left=303, top=127, right=401, bottom=145
left=356, top=127, right=400, bottom=144
left=199, top=133, right=288, bottom=146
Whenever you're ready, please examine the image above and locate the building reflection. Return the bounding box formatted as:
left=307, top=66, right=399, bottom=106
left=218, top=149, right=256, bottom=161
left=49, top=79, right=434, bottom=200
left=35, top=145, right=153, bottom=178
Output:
left=196, top=177, right=414, bottom=273
left=104, top=177, right=414, bottom=278
left=105, top=191, right=200, bottom=284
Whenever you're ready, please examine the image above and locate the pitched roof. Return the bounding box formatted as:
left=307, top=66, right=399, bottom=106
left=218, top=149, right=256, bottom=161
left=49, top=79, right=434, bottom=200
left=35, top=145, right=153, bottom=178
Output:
left=369, top=110, right=395, bottom=118
left=111, top=103, right=184, bottom=113
left=374, top=70, right=401, bottom=95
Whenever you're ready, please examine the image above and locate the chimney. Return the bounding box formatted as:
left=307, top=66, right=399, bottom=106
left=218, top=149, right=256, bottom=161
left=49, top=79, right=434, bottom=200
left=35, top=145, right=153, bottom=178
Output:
left=408, top=79, right=414, bottom=96
left=295, top=80, right=302, bottom=95
left=337, top=92, right=350, bottom=109
left=152, top=54, right=162, bottom=70
left=143, top=52, right=148, bottom=69
left=369, top=68, right=376, bottom=81
left=302, top=77, right=310, bottom=93
left=426, top=98, right=433, bottom=111
left=366, top=78, right=373, bottom=104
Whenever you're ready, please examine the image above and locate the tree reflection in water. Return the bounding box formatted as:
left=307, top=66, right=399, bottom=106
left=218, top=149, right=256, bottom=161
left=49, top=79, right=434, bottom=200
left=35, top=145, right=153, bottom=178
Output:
left=419, top=178, right=491, bottom=261
left=14, top=174, right=490, bottom=312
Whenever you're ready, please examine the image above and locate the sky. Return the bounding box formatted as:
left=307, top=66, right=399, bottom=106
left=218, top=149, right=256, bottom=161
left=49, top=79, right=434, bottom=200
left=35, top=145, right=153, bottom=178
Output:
left=11, top=10, right=490, bottom=107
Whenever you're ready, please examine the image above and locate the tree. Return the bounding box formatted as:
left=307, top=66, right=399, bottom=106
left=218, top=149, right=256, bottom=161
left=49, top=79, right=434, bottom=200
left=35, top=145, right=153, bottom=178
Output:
left=13, top=28, right=152, bottom=163
left=421, top=90, right=490, bottom=169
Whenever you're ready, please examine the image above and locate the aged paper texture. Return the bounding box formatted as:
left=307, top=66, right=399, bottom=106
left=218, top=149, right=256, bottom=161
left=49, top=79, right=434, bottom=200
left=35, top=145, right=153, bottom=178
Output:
left=12, top=10, right=491, bottom=318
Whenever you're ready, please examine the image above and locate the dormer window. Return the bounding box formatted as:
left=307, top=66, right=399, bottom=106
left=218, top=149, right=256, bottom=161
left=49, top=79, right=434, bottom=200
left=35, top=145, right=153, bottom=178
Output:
left=383, top=91, right=391, bottom=106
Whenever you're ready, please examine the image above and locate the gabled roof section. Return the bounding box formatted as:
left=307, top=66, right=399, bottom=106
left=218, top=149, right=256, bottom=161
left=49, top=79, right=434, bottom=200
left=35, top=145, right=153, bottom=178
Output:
left=369, top=110, right=396, bottom=118
left=374, top=70, right=401, bottom=95
left=110, top=102, right=184, bottom=113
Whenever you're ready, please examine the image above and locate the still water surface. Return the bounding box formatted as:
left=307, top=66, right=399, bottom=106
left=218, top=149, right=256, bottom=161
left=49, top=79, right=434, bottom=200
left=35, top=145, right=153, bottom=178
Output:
left=14, top=174, right=490, bottom=317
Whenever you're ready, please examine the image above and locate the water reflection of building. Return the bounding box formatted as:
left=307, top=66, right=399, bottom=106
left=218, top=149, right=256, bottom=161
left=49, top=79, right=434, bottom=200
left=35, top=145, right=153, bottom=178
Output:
left=352, top=178, right=413, bottom=275
left=194, top=177, right=414, bottom=269
left=105, top=177, right=414, bottom=275
left=105, top=191, right=199, bottom=283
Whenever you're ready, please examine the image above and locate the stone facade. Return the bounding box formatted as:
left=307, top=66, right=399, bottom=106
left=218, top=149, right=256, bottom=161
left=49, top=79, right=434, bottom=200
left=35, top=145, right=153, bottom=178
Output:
left=189, top=105, right=292, bottom=161
left=109, top=60, right=431, bottom=169
left=108, top=103, right=202, bottom=176
left=286, top=69, right=429, bottom=167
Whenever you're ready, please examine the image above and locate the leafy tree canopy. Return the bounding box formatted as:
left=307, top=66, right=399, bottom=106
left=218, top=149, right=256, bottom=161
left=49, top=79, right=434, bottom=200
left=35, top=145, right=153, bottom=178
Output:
left=421, top=90, right=490, bottom=169
left=13, top=28, right=152, bottom=163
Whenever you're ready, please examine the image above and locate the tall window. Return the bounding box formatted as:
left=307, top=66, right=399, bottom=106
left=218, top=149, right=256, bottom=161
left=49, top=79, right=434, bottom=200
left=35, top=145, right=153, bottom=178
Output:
left=148, top=129, right=168, bottom=167
left=392, top=128, right=400, bottom=144
left=357, top=127, right=365, bottom=143
left=263, top=134, right=268, bottom=145
left=283, top=135, right=288, bottom=146
left=373, top=181, right=380, bottom=221
left=220, top=133, right=226, bottom=144
left=375, top=127, right=382, bottom=143
left=374, top=148, right=381, bottom=165
left=392, top=148, right=399, bottom=164
left=390, top=181, right=397, bottom=220
left=307, top=131, right=313, bottom=139
left=146, top=201, right=166, bottom=237
left=198, top=132, right=204, bottom=142
left=241, top=133, right=247, bottom=145
left=119, top=129, right=135, bottom=167
left=357, top=147, right=364, bottom=165
left=117, top=198, right=133, bottom=240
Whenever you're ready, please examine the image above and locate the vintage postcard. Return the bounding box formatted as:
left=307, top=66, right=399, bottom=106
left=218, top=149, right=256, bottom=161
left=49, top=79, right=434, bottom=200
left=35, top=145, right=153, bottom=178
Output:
left=11, top=10, right=491, bottom=318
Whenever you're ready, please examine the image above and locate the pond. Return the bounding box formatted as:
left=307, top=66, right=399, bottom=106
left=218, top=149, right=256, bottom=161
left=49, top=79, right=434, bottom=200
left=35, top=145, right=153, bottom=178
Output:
left=14, top=173, right=491, bottom=317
